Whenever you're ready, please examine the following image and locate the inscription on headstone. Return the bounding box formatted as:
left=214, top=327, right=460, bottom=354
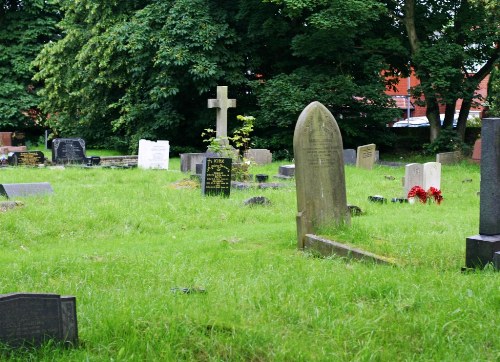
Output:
left=8, top=151, right=45, bottom=166
left=52, top=138, right=86, bottom=164
left=356, top=144, right=376, bottom=170
left=0, top=293, right=78, bottom=346
left=293, top=101, right=350, bottom=248
left=202, top=157, right=232, bottom=197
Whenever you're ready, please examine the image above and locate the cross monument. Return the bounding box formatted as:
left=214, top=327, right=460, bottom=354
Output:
left=207, top=86, right=236, bottom=140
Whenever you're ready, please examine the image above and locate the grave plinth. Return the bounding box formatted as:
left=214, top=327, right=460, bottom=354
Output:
left=465, top=118, right=500, bottom=269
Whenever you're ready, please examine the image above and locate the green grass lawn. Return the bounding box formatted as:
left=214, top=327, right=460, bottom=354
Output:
left=0, top=159, right=498, bottom=361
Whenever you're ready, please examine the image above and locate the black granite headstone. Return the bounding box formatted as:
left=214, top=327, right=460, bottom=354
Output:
left=465, top=118, right=500, bottom=269
left=0, top=182, right=54, bottom=199
left=52, top=138, right=86, bottom=164
left=201, top=157, right=232, bottom=197
left=84, top=156, right=101, bottom=166
left=8, top=151, right=45, bottom=166
left=0, top=293, right=78, bottom=346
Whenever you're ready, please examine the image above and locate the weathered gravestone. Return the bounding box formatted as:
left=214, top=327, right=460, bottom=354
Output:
left=276, top=164, right=295, bottom=179
left=356, top=144, right=376, bottom=170
left=137, top=139, right=170, bottom=169
left=466, top=118, right=500, bottom=269
left=207, top=86, right=236, bottom=145
left=201, top=157, right=232, bottom=197
left=294, top=102, right=350, bottom=248
left=422, top=162, right=441, bottom=190
left=343, top=149, right=356, bottom=165
left=180, top=153, right=206, bottom=173
left=403, top=163, right=423, bottom=196
left=436, top=150, right=461, bottom=165
left=0, top=132, right=12, bottom=146
left=471, top=139, right=481, bottom=164
left=0, top=293, right=78, bottom=346
left=0, top=182, right=54, bottom=199
left=244, top=149, right=272, bottom=164
left=52, top=138, right=86, bottom=164
left=8, top=151, right=45, bottom=166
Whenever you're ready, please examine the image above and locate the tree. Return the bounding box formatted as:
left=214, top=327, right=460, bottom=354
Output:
left=0, top=0, right=60, bottom=130
left=397, top=0, right=500, bottom=141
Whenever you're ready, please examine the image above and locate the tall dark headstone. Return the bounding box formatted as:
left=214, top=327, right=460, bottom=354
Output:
left=0, top=293, right=78, bottom=346
left=201, top=157, right=232, bottom=197
left=52, top=138, right=86, bottom=164
left=466, top=118, right=500, bottom=269
left=293, top=102, right=350, bottom=248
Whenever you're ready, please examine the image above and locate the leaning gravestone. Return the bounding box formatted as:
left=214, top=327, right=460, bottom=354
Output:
left=356, top=144, right=376, bottom=170
left=294, top=101, right=350, bottom=248
left=137, top=139, right=170, bottom=169
left=0, top=183, right=54, bottom=199
left=466, top=118, right=500, bottom=269
left=422, top=162, right=441, bottom=190
left=201, top=157, right=232, bottom=197
left=0, top=293, right=78, bottom=346
left=52, top=138, right=86, bottom=164
left=8, top=151, right=45, bottom=166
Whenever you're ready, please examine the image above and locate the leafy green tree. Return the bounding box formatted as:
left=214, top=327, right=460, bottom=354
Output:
left=0, top=0, right=60, bottom=130
left=398, top=0, right=500, bottom=141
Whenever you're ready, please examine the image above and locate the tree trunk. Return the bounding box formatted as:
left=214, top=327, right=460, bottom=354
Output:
left=442, top=102, right=456, bottom=129
left=426, top=96, right=441, bottom=141
left=456, top=97, right=473, bottom=141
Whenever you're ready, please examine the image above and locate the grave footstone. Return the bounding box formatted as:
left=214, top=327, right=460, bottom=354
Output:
left=0, top=182, right=54, bottom=199
left=201, top=157, right=232, bottom=197
left=0, top=293, right=78, bottom=346
left=52, top=138, right=86, bottom=164
left=294, top=101, right=350, bottom=248
left=356, top=144, right=376, bottom=170
left=137, top=139, right=170, bottom=169
left=8, top=151, right=45, bottom=166
left=465, top=118, right=500, bottom=269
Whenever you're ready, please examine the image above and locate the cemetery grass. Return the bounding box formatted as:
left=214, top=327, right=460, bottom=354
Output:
left=1, top=160, right=498, bottom=361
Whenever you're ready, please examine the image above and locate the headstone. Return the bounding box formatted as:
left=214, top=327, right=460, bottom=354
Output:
left=180, top=153, right=206, bottom=173
left=8, top=151, right=45, bottom=166
left=356, top=144, right=376, bottom=170
left=244, top=149, right=272, bottom=164
left=343, top=149, right=356, bottom=165
left=255, top=174, right=269, bottom=183
left=436, top=150, right=461, bottom=164
left=52, top=138, right=86, bottom=164
left=137, top=139, right=170, bottom=169
left=0, top=182, right=54, bottom=199
left=207, top=86, right=236, bottom=143
left=422, top=162, right=441, bottom=190
left=0, top=293, right=78, bottom=346
left=201, top=157, right=232, bottom=197
left=471, top=139, right=481, bottom=164
left=465, top=118, right=500, bottom=269
left=403, top=163, right=424, bottom=196
left=0, top=132, right=12, bottom=146
left=277, top=164, right=295, bottom=178
left=293, top=101, right=350, bottom=248
left=11, top=132, right=25, bottom=146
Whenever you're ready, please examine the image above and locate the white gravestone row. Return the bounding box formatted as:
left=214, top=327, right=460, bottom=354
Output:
left=403, top=162, right=441, bottom=196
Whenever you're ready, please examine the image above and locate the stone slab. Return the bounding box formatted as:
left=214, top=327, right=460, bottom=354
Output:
left=304, top=234, right=395, bottom=265
left=465, top=234, right=500, bottom=268
left=0, top=293, right=78, bottom=346
left=436, top=150, right=462, bottom=164
left=0, top=182, right=54, bottom=199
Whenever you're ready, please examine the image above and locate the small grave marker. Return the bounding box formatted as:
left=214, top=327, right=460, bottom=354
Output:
left=0, top=182, right=54, bottom=199
left=52, top=138, right=86, bottom=164
left=202, top=157, right=232, bottom=197
left=356, top=144, right=376, bottom=170
left=8, top=151, right=45, bottom=166
left=0, top=293, right=78, bottom=346
left=137, top=139, right=170, bottom=169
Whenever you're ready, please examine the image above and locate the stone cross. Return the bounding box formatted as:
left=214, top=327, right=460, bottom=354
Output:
left=293, top=101, right=350, bottom=248
left=466, top=118, right=500, bottom=269
left=207, top=86, right=236, bottom=140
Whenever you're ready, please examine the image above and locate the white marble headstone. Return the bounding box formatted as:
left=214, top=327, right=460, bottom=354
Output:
left=404, top=163, right=424, bottom=196
left=138, top=139, right=170, bottom=169
left=423, top=162, right=441, bottom=190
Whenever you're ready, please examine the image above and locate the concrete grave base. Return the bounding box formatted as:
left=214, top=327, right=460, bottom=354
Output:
left=465, top=234, right=500, bottom=268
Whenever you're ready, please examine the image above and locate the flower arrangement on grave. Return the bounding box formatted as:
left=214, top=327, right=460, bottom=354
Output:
left=407, top=186, right=443, bottom=205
